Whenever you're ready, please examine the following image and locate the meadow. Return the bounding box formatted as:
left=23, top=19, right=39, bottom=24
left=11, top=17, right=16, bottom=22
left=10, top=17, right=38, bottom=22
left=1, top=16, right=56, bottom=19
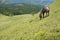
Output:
left=0, top=0, right=60, bottom=40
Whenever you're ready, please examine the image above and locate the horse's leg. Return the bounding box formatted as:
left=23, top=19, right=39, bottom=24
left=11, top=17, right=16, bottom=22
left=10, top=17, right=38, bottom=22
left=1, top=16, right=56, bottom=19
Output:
left=48, top=11, right=49, bottom=16
left=46, top=11, right=49, bottom=16
left=46, top=12, right=48, bottom=16
left=43, top=12, right=44, bottom=18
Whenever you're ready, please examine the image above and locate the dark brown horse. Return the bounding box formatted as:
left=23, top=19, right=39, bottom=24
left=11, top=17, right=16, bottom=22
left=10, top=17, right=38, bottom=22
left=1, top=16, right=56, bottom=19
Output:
left=39, top=6, right=50, bottom=20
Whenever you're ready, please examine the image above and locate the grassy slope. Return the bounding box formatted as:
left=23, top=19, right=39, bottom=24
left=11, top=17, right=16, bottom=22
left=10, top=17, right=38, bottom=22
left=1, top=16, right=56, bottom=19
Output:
left=0, top=0, right=60, bottom=40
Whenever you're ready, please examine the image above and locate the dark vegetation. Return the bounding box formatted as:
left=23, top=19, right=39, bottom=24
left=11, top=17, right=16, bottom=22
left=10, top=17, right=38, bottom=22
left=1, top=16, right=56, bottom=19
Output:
left=0, top=3, right=42, bottom=16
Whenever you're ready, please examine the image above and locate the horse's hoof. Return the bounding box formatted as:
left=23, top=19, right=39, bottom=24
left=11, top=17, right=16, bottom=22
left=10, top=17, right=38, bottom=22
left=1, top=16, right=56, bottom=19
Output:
left=40, top=18, right=42, bottom=20
left=43, top=17, right=44, bottom=18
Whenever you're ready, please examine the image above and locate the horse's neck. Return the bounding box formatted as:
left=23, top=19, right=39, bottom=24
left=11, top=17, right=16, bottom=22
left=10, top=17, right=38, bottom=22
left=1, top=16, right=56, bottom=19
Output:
left=40, top=9, right=43, bottom=13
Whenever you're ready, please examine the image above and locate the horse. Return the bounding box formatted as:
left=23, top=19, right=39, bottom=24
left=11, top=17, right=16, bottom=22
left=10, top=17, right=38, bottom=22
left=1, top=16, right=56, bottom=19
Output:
left=39, top=6, right=50, bottom=20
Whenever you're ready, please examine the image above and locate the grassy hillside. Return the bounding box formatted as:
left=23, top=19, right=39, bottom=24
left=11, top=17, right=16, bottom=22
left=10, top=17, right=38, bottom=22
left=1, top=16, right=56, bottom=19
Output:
left=0, top=0, right=60, bottom=40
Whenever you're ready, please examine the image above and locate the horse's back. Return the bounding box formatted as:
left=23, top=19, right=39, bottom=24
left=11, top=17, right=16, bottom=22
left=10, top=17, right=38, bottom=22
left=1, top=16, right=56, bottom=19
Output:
left=44, top=6, right=50, bottom=11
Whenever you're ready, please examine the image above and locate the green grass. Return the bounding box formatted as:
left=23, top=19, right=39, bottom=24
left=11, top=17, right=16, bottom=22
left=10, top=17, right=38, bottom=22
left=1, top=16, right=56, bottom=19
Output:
left=0, top=0, right=60, bottom=40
